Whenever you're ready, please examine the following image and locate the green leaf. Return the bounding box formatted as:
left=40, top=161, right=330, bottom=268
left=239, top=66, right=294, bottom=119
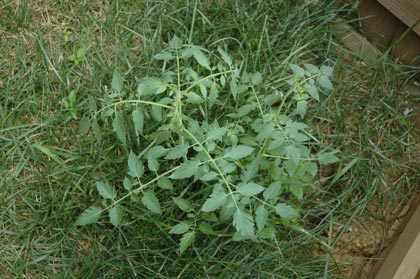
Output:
left=236, top=182, right=264, bottom=196
left=224, top=145, right=254, bottom=161
left=290, top=64, right=305, bottom=78
left=111, top=69, right=123, bottom=92
left=132, top=108, right=144, bottom=135
left=186, top=92, right=204, bottom=104
left=275, top=203, right=299, bottom=219
left=255, top=205, right=268, bottom=231
left=207, top=127, right=228, bottom=142
left=141, top=190, right=161, bottom=215
left=289, top=184, right=303, bottom=200
left=320, top=65, right=333, bottom=77
left=128, top=151, right=144, bottom=178
left=153, top=51, right=174, bottom=61
left=242, top=156, right=261, bottom=182
left=217, top=46, right=232, bottom=66
left=75, top=206, right=102, bottom=226
left=285, top=145, right=301, bottom=165
left=198, top=222, right=215, bottom=235
left=169, top=222, right=190, bottom=234
left=296, top=100, right=308, bottom=118
left=112, top=111, right=126, bottom=144
left=147, top=153, right=160, bottom=172
left=318, top=152, right=340, bottom=165
left=165, top=144, right=189, bottom=160
left=191, top=47, right=211, bottom=70
left=157, top=177, right=174, bottom=191
left=172, top=197, right=193, bottom=212
left=169, top=35, right=183, bottom=49
left=199, top=171, right=218, bottom=181
left=96, top=181, right=117, bottom=200
left=236, top=104, right=253, bottom=118
left=251, top=72, right=262, bottom=85
left=137, top=77, right=167, bottom=96
left=179, top=231, right=195, bottom=255
left=78, top=116, right=90, bottom=134
left=91, top=118, right=101, bottom=144
left=169, top=160, right=200, bottom=179
left=208, top=83, right=218, bottom=108
left=109, top=206, right=123, bottom=227
left=151, top=105, right=162, bottom=122
left=123, top=177, right=132, bottom=190
left=201, top=185, right=227, bottom=212
left=318, top=75, right=333, bottom=90
left=304, top=63, right=319, bottom=74
left=233, top=208, right=254, bottom=237
left=263, top=181, right=282, bottom=200
left=304, top=84, right=319, bottom=101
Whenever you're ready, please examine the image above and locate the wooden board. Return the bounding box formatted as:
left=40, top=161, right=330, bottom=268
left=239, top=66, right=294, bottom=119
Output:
left=374, top=199, right=420, bottom=279
left=358, top=0, right=420, bottom=65
left=377, top=0, right=420, bottom=36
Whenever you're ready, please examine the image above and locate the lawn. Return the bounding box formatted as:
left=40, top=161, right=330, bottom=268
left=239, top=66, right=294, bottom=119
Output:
left=1, top=1, right=419, bottom=278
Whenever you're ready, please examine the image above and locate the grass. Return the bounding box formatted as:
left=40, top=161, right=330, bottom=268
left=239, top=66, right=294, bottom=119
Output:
left=1, top=0, right=419, bottom=278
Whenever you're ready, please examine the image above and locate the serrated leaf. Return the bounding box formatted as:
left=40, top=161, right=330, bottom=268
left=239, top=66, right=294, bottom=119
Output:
left=111, top=69, right=123, bottom=92
left=96, top=181, right=117, bottom=200
left=169, top=160, right=200, bottom=179
left=275, top=203, right=299, bottom=219
left=320, top=65, right=333, bottom=77
left=199, top=171, right=218, bottom=181
left=255, top=205, right=268, bottom=231
left=169, top=222, right=190, bottom=234
left=290, top=64, right=305, bottom=78
left=242, top=156, right=261, bottom=182
left=198, top=222, right=215, bottom=235
left=128, top=151, right=144, bottom=178
left=179, top=231, right=195, bottom=255
left=209, top=83, right=218, bottom=108
left=153, top=51, right=174, bottom=61
left=78, top=116, right=90, bottom=134
left=305, top=162, right=318, bottom=177
left=236, top=182, right=265, bottom=196
left=201, top=185, right=227, bottom=212
left=169, top=36, right=183, bottom=49
left=186, top=92, right=204, bottom=104
left=217, top=47, right=232, bottom=66
left=123, top=177, right=132, bottom=190
left=113, top=111, right=126, bottom=144
left=318, top=75, right=333, bottom=90
left=137, top=77, right=167, bottom=96
left=236, top=104, right=253, bottom=118
left=304, top=84, right=319, bottom=101
left=172, top=197, right=193, bottom=212
left=132, top=108, right=144, bottom=135
left=92, top=118, right=102, bottom=143
left=251, top=72, right=262, bottom=85
left=304, top=63, right=319, bottom=74
left=75, top=206, right=102, bottom=226
left=165, top=144, right=189, bottom=160
left=289, top=184, right=303, bottom=200
left=141, top=190, right=161, bottom=215
left=233, top=208, right=254, bottom=237
left=285, top=145, right=301, bottom=165
left=109, top=206, right=123, bottom=227
left=263, top=181, right=282, bottom=200
left=151, top=105, right=162, bottom=122
left=296, top=100, right=308, bottom=118
left=157, top=177, right=174, bottom=191
left=147, top=153, right=160, bottom=172
left=207, top=126, right=228, bottom=142
left=318, top=152, right=339, bottom=165
left=224, top=145, right=254, bottom=161
left=191, top=47, right=211, bottom=70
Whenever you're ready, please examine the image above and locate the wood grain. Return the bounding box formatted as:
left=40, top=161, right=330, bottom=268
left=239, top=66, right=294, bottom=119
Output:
left=377, top=0, right=420, bottom=36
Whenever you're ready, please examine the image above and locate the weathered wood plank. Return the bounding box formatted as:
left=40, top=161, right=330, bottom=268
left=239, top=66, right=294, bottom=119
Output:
left=375, top=200, right=420, bottom=279
left=377, top=0, right=420, bottom=36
